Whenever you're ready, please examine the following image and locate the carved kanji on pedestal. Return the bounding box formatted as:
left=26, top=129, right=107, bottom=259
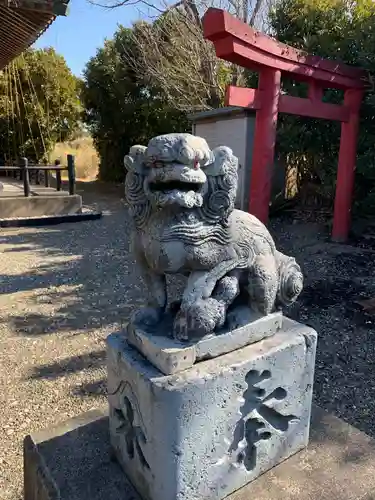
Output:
left=229, top=369, right=298, bottom=470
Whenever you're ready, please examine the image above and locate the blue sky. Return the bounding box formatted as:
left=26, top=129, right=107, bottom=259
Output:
left=34, top=0, right=143, bottom=76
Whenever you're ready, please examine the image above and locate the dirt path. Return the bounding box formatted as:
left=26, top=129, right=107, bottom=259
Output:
left=0, top=182, right=142, bottom=499
left=1, top=184, right=375, bottom=499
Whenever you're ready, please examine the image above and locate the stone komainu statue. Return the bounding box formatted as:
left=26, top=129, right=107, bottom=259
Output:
left=125, top=133, right=303, bottom=340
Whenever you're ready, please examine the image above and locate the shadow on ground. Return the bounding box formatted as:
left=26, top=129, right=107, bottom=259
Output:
left=28, top=349, right=106, bottom=381
left=0, top=181, right=141, bottom=334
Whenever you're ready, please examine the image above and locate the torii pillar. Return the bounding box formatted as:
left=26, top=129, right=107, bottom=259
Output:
left=203, top=8, right=365, bottom=241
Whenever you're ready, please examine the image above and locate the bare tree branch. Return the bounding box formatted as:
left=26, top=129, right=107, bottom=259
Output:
left=249, top=0, right=263, bottom=26
left=88, top=0, right=272, bottom=27
left=118, top=4, right=226, bottom=111
left=89, top=0, right=277, bottom=111
left=87, top=0, right=173, bottom=13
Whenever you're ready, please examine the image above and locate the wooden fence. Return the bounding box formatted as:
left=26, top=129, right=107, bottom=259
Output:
left=0, top=154, right=76, bottom=197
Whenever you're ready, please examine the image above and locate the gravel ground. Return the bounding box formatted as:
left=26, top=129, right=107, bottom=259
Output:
left=270, top=214, right=375, bottom=435
left=1, top=183, right=375, bottom=499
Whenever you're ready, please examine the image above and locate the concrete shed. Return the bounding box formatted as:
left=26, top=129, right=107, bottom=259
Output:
left=189, top=107, right=291, bottom=212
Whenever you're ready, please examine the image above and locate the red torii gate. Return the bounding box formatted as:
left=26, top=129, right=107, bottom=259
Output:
left=202, top=8, right=367, bottom=241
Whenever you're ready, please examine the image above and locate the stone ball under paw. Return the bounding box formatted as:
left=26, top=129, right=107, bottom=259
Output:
left=185, top=298, right=226, bottom=338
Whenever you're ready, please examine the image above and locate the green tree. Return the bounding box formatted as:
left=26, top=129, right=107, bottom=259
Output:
left=268, top=0, right=375, bottom=213
left=82, top=26, right=189, bottom=182
left=0, top=47, right=82, bottom=163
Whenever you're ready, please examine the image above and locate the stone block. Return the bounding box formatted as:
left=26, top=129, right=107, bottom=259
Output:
left=107, top=318, right=317, bottom=500
left=23, top=409, right=137, bottom=500
left=23, top=406, right=375, bottom=500
left=0, top=194, right=82, bottom=218
left=127, top=310, right=282, bottom=375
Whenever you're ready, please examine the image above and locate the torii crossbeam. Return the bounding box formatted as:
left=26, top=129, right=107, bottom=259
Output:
left=203, top=8, right=366, bottom=241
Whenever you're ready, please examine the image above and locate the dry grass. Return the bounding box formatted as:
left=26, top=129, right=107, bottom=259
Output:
left=50, top=136, right=99, bottom=180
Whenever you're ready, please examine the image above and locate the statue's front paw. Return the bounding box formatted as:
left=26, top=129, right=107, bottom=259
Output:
left=131, top=306, right=164, bottom=327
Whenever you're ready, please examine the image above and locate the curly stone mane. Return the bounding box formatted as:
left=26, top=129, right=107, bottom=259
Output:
left=124, top=145, right=151, bottom=230
left=197, top=146, right=238, bottom=225
left=125, top=170, right=151, bottom=229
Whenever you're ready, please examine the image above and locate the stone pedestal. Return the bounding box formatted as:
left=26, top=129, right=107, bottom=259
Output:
left=107, top=317, right=317, bottom=500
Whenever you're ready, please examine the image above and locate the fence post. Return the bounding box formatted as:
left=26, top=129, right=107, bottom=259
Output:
left=21, top=157, right=30, bottom=197
left=44, top=159, right=50, bottom=188
left=67, top=154, right=76, bottom=195
left=55, top=159, right=62, bottom=192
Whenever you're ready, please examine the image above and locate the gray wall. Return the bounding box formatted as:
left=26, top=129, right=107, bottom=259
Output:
left=189, top=108, right=288, bottom=211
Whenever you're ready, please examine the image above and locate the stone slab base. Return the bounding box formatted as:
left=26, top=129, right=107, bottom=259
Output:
left=23, top=406, right=375, bottom=500
left=108, top=320, right=317, bottom=500
left=127, top=310, right=282, bottom=375
left=0, top=194, right=82, bottom=218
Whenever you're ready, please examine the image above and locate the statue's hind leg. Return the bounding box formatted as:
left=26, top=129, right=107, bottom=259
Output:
left=246, top=254, right=278, bottom=315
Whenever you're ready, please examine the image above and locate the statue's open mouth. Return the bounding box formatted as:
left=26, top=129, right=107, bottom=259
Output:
left=145, top=163, right=207, bottom=208
left=149, top=180, right=202, bottom=193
